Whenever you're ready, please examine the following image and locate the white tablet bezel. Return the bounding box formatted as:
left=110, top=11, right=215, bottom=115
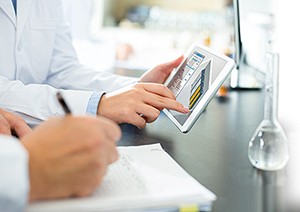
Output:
left=163, top=43, right=236, bottom=133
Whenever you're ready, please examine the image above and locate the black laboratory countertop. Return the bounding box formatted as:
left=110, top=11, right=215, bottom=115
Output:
left=118, top=90, right=296, bottom=212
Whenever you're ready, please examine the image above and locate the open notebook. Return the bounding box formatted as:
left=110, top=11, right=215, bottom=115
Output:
left=27, top=144, right=216, bottom=212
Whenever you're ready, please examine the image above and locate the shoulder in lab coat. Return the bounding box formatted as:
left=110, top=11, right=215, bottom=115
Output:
left=0, top=0, right=136, bottom=125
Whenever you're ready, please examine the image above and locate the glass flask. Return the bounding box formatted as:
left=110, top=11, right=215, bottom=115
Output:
left=248, top=52, right=289, bottom=171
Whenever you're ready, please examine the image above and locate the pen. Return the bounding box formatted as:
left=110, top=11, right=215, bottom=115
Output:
left=56, top=92, right=72, bottom=114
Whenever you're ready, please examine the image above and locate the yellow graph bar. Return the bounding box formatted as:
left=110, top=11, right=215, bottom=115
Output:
left=189, top=90, right=201, bottom=109
left=190, top=86, right=200, bottom=103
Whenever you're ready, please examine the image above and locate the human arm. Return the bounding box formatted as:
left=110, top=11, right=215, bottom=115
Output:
left=21, top=115, right=121, bottom=200
left=0, top=76, right=95, bottom=126
left=0, top=136, right=29, bottom=212
left=97, top=56, right=188, bottom=128
left=44, top=0, right=137, bottom=93
left=0, top=0, right=136, bottom=124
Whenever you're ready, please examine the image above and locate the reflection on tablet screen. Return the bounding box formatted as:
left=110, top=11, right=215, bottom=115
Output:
left=167, top=47, right=228, bottom=126
left=168, top=60, right=211, bottom=125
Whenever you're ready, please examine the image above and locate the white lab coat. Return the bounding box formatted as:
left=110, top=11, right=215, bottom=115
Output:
left=0, top=0, right=136, bottom=125
left=0, top=135, right=29, bottom=212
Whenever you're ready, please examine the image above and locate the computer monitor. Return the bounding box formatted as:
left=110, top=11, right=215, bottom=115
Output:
left=233, top=0, right=242, bottom=70
left=230, top=0, right=264, bottom=89
left=230, top=0, right=243, bottom=88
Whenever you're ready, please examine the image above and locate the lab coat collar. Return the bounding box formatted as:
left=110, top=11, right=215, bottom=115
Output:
left=0, top=0, right=16, bottom=28
left=16, top=0, right=33, bottom=43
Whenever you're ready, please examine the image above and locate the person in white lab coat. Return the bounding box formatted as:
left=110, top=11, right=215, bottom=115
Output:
left=0, top=0, right=188, bottom=128
left=0, top=108, right=121, bottom=211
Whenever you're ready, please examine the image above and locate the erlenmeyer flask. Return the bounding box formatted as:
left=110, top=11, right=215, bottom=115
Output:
left=248, top=52, right=289, bottom=171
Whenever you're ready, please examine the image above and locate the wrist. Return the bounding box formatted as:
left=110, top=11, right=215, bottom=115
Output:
left=97, top=93, right=107, bottom=116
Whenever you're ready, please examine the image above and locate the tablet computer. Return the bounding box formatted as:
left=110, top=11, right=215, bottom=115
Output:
left=163, top=43, right=235, bottom=133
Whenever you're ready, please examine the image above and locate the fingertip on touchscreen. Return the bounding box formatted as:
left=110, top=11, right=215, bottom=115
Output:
left=182, top=107, right=190, bottom=114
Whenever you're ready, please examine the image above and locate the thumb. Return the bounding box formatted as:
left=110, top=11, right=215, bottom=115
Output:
left=163, top=55, right=184, bottom=70
left=156, top=55, right=184, bottom=83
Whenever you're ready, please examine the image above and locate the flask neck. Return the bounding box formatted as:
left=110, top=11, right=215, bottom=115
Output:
left=263, top=53, right=279, bottom=123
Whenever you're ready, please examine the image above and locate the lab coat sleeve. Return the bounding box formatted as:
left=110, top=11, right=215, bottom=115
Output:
left=45, top=0, right=137, bottom=93
left=0, top=0, right=137, bottom=125
left=0, top=135, right=29, bottom=212
left=0, top=75, right=94, bottom=126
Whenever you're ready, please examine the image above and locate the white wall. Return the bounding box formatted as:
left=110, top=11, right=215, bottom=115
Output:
left=276, top=0, right=300, bottom=209
left=239, top=0, right=276, bottom=18
left=238, top=0, right=277, bottom=69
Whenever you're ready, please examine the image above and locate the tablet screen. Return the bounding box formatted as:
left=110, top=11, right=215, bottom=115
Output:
left=166, top=46, right=229, bottom=126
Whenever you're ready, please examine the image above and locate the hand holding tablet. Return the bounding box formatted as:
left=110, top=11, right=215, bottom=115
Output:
left=163, top=43, right=236, bottom=133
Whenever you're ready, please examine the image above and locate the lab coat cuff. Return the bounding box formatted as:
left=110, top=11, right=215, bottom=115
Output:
left=86, top=91, right=105, bottom=116
left=61, top=90, right=94, bottom=116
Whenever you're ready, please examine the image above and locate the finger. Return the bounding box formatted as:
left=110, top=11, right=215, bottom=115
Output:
left=51, top=116, right=120, bottom=156
left=71, top=160, right=108, bottom=197
left=159, top=55, right=184, bottom=74
left=96, top=134, right=119, bottom=164
left=164, top=55, right=184, bottom=68
left=75, top=116, right=121, bottom=146
left=136, top=104, right=160, bottom=123
left=94, top=116, right=122, bottom=142
left=127, top=113, right=147, bottom=129
left=11, top=120, right=32, bottom=138
left=141, top=83, right=176, bottom=100
left=0, top=110, right=31, bottom=137
left=72, top=130, right=118, bottom=156
left=93, top=140, right=118, bottom=165
left=144, top=93, right=189, bottom=113
left=73, top=159, right=109, bottom=197
left=62, top=136, right=118, bottom=170
left=100, top=141, right=118, bottom=164
left=0, top=115, right=11, bottom=135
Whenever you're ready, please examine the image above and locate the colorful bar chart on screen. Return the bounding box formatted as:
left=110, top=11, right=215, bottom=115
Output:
left=168, top=52, right=205, bottom=97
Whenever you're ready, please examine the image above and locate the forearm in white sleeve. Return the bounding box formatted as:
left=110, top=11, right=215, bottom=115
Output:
left=0, top=135, right=29, bottom=212
left=0, top=76, right=94, bottom=126
left=45, top=0, right=138, bottom=93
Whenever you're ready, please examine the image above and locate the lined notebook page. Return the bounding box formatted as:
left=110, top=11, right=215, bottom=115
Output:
left=94, top=153, right=147, bottom=197
left=27, top=144, right=216, bottom=212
